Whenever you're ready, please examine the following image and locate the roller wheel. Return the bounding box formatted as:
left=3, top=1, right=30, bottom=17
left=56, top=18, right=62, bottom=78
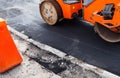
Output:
left=94, top=23, right=120, bottom=43
left=39, top=0, right=62, bottom=25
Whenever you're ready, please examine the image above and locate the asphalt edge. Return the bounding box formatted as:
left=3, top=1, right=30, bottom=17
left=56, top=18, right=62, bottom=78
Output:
left=8, top=26, right=120, bottom=78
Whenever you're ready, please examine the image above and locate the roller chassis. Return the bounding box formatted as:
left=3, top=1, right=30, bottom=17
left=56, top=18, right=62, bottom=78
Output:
left=40, top=0, right=120, bottom=43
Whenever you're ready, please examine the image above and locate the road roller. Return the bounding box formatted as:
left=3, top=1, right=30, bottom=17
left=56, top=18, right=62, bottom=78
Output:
left=39, top=0, right=120, bottom=43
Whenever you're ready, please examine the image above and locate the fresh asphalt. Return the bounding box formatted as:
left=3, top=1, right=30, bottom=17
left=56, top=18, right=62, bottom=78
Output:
left=23, top=19, right=120, bottom=76
left=0, top=0, right=120, bottom=76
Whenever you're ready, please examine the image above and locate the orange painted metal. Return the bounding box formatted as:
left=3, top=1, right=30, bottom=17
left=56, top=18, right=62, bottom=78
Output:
left=56, top=0, right=120, bottom=33
left=56, top=0, right=82, bottom=19
left=83, top=0, right=120, bottom=33
left=0, top=18, right=22, bottom=73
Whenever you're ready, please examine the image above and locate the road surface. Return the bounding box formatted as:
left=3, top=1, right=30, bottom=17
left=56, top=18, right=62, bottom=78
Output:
left=0, top=0, right=120, bottom=76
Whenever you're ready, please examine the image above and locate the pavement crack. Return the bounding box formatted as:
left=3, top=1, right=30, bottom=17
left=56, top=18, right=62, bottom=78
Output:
left=24, top=48, right=29, bottom=54
left=30, top=56, right=70, bottom=74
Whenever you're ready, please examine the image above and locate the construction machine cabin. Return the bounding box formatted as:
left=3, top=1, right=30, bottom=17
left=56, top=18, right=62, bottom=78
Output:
left=39, top=0, right=120, bottom=43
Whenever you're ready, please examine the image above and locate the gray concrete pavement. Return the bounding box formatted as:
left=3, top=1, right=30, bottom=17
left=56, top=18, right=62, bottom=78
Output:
left=0, top=33, right=61, bottom=78
left=0, top=55, right=61, bottom=78
left=1, top=26, right=118, bottom=78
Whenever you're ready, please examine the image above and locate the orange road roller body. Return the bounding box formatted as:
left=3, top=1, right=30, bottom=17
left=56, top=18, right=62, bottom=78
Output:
left=56, top=0, right=82, bottom=19
left=40, top=0, right=120, bottom=42
left=83, top=0, right=120, bottom=33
